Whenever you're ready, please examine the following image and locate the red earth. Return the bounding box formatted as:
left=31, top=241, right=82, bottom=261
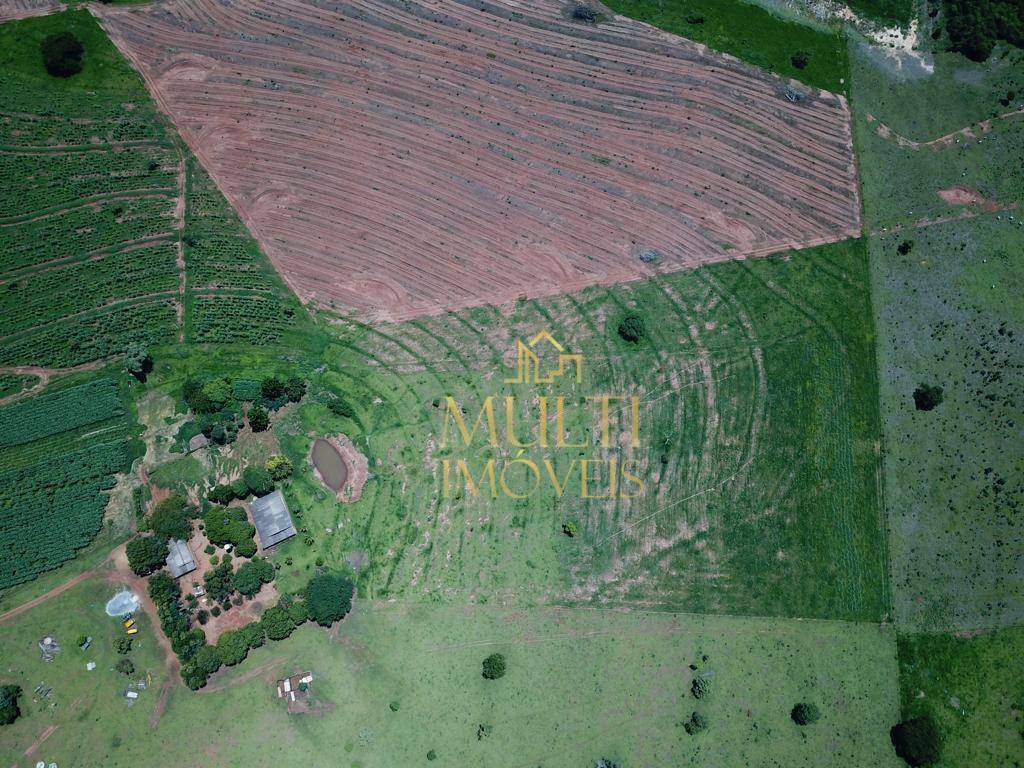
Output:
left=97, top=0, right=861, bottom=321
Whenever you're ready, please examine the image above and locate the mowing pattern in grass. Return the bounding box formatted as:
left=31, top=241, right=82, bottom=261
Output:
left=0, top=378, right=134, bottom=589
left=898, top=627, right=1024, bottom=768
left=0, top=10, right=306, bottom=366
left=271, top=239, right=886, bottom=622
left=602, top=0, right=850, bottom=93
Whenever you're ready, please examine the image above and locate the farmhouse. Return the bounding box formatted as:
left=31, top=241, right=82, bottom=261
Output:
left=166, top=538, right=197, bottom=578
left=250, top=490, right=296, bottom=549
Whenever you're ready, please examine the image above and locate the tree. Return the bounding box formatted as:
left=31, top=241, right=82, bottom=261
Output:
left=897, top=239, right=914, bottom=255
left=124, top=344, right=152, bottom=382
left=232, top=557, right=275, bottom=597
left=181, top=645, right=221, bottom=690
left=201, top=378, right=233, bottom=410
left=243, top=464, right=275, bottom=497
left=791, top=50, right=810, bottom=69
left=126, top=535, right=168, bottom=576
left=260, top=376, right=286, bottom=399
left=0, top=685, right=22, bottom=726
left=482, top=652, right=506, bottom=680
left=617, top=313, right=647, bottom=343
left=216, top=629, right=250, bottom=666
left=115, top=657, right=135, bottom=676
left=113, top=636, right=133, bottom=655
left=149, top=494, right=192, bottom=542
left=691, top=675, right=711, bottom=699
left=204, top=561, right=235, bottom=605
left=791, top=702, right=821, bottom=725
left=684, top=710, right=708, bottom=734
left=285, top=376, right=307, bottom=402
left=891, top=716, right=941, bottom=767
left=266, top=455, right=293, bottom=481
left=248, top=404, right=269, bottom=432
left=208, top=483, right=237, bottom=505
left=41, top=32, right=84, bottom=77
left=261, top=605, right=299, bottom=641
left=572, top=3, right=598, bottom=21
left=913, top=384, right=944, bottom=412
left=305, top=572, right=355, bottom=626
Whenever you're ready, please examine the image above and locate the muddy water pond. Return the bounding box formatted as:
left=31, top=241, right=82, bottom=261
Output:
left=311, top=438, right=348, bottom=491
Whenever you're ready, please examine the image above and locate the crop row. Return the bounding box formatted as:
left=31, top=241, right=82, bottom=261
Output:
left=0, top=298, right=179, bottom=368
left=188, top=294, right=295, bottom=345
left=0, top=373, right=35, bottom=399
left=0, top=378, right=123, bottom=447
left=0, top=243, right=179, bottom=337
left=0, top=439, right=132, bottom=589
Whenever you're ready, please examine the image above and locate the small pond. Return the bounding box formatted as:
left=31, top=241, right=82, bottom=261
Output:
left=105, top=589, right=140, bottom=617
left=311, top=438, right=348, bottom=491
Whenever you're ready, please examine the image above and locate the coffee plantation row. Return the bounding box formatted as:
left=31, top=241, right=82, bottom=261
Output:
left=0, top=378, right=123, bottom=447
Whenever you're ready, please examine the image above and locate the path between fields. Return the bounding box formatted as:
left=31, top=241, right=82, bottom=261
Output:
left=22, top=724, right=57, bottom=757
left=0, top=566, right=100, bottom=624
left=866, top=107, right=1024, bottom=149
left=0, top=360, right=110, bottom=406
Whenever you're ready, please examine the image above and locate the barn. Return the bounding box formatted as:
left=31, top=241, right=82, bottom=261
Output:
left=166, top=538, right=197, bottom=578
left=250, top=490, right=296, bottom=549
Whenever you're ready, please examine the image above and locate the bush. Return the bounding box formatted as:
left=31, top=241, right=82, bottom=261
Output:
left=561, top=521, right=578, bottom=537
left=285, top=376, right=306, bottom=403
left=124, top=344, right=152, bottom=382
left=913, top=384, right=944, bottom=412
left=208, top=484, right=237, bottom=505
left=426, top=749, right=437, bottom=761
left=260, top=605, right=297, bottom=641
left=115, top=657, right=135, bottom=676
left=204, top=561, right=235, bottom=605
left=691, top=675, right=711, bottom=699
left=126, top=535, right=168, bottom=576
left=572, top=4, right=598, bottom=21
left=248, top=404, right=269, bottom=432
left=243, top=464, right=274, bottom=497
left=305, top=572, right=355, bottom=626
left=260, top=376, right=286, bottom=400
left=791, top=50, right=810, bottom=69
left=897, top=239, right=914, bottom=255
left=617, top=313, right=647, bottom=343
left=482, top=652, right=506, bottom=680
left=0, top=685, right=22, bottom=726
left=181, top=644, right=222, bottom=690
left=684, top=710, right=708, bottom=734
left=891, top=716, right=941, bottom=766
left=791, top=701, right=821, bottom=725
left=113, top=636, right=133, bottom=655
left=41, top=32, right=84, bottom=77
left=266, top=455, right=293, bottom=481
left=327, top=397, right=355, bottom=418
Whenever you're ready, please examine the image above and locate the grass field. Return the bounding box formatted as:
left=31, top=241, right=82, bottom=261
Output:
left=0, top=10, right=308, bottom=368
left=237, top=238, right=891, bottom=623
left=0, top=599, right=901, bottom=768
left=897, top=627, right=1024, bottom=768
left=602, top=0, right=850, bottom=93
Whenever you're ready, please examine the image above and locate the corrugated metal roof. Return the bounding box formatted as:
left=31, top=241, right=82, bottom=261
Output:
left=250, top=490, right=296, bottom=549
left=166, top=538, right=197, bottom=578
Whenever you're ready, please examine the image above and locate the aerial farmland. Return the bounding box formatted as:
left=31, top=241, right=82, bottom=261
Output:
left=0, top=1, right=1020, bottom=768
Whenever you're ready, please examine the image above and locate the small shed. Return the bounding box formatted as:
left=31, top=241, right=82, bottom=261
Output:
left=250, top=490, right=296, bottom=549
left=166, top=539, right=197, bottom=578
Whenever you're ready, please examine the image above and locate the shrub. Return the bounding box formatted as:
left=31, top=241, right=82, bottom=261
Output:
left=897, top=239, right=914, bottom=255
left=617, top=313, right=647, bottom=343
left=126, top=535, right=168, bottom=576
left=891, top=716, right=941, bottom=766
left=691, top=675, right=711, bottom=699
left=791, top=50, right=810, bottom=69
left=115, top=657, right=135, bottom=676
left=791, top=701, right=821, bottom=725
left=208, top=484, right=237, bottom=505
left=182, top=644, right=222, bottom=690
left=113, top=636, right=133, bottom=655
left=389, top=701, right=400, bottom=712
left=0, top=685, right=23, bottom=726
left=913, top=384, right=944, bottom=412
left=572, top=4, right=597, bottom=21
left=561, top=521, right=578, bottom=537
left=248, top=404, right=269, bottom=432
left=260, top=605, right=297, bottom=641
left=260, top=376, right=286, bottom=400
left=427, top=749, right=437, bottom=761
left=203, top=506, right=257, bottom=556
left=211, top=605, right=221, bottom=617
left=285, top=376, right=306, bottom=402
left=266, top=455, right=293, bottom=481
left=204, top=561, right=235, bottom=605
left=196, top=609, right=209, bottom=625
left=482, top=652, right=506, bottom=680
left=243, top=464, right=274, bottom=497
left=684, top=710, right=708, bottom=734
left=41, top=32, right=84, bottom=77
left=124, top=344, right=152, bottom=382
left=305, top=572, right=355, bottom=626
left=327, top=397, right=355, bottom=418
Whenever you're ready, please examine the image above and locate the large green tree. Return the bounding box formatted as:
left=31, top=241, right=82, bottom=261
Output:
left=126, top=535, right=168, bottom=576
left=305, top=572, right=355, bottom=626
left=0, top=685, right=22, bottom=726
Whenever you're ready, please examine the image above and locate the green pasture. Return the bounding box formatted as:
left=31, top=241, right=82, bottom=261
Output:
left=898, top=627, right=1024, bottom=768
left=1, top=602, right=901, bottom=767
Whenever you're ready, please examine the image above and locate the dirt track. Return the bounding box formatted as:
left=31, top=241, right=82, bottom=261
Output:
left=97, top=0, right=861, bottom=320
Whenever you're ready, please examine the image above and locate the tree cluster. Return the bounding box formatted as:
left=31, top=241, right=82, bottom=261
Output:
left=891, top=715, right=941, bottom=767
left=41, top=32, right=83, bottom=78
left=305, top=572, right=355, bottom=626
left=944, top=0, right=1024, bottom=62
left=148, top=494, right=193, bottom=542
left=202, top=506, right=257, bottom=558
left=0, top=685, right=22, bottom=726
left=232, top=557, right=275, bottom=597
left=126, top=535, right=169, bottom=576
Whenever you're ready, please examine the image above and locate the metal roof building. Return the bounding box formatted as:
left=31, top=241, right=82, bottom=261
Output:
left=166, top=538, right=197, bottom=578
left=250, top=490, right=296, bottom=549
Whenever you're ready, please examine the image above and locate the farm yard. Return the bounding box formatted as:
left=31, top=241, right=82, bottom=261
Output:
left=96, top=0, right=861, bottom=320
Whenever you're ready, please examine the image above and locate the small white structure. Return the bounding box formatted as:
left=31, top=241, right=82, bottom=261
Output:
left=86, top=662, right=96, bottom=671
left=126, top=691, right=139, bottom=700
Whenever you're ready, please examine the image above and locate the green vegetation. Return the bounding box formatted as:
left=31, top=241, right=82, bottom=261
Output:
left=147, top=493, right=192, bottom=542
left=943, top=0, right=1024, bottom=62
left=911, top=383, right=944, bottom=412
left=847, top=0, right=914, bottom=25
left=792, top=701, right=822, bottom=725
left=601, top=0, right=850, bottom=92
left=897, top=628, right=1024, bottom=767
left=231, top=557, right=275, bottom=597
left=40, top=31, right=84, bottom=78
left=125, top=535, right=168, bottom=576
left=482, top=652, right=507, bottom=680
left=0, top=377, right=135, bottom=588
left=616, top=312, right=647, bottom=343
left=305, top=571, right=355, bottom=626
left=0, top=685, right=22, bottom=726
left=202, top=506, right=257, bottom=558
left=890, top=716, right=941, bottom=766
left=0, top=374, right=35, bottom=399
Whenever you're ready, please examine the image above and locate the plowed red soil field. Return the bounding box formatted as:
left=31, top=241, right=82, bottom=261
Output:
left=97, top=0, right=861, bottom=320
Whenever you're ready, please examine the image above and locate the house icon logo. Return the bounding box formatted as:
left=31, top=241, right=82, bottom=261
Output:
left=504, top=331, right=582, bottom=385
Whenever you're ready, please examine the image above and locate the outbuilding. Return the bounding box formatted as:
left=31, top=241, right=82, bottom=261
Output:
left=250, top=490, right=296, bottom=549
left=166, top=538, right=197, bottom=578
